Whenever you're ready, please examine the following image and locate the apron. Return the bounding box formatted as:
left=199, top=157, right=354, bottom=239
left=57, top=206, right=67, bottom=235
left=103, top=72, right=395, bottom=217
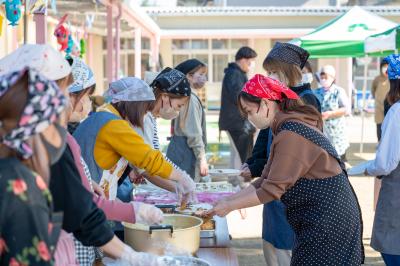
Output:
left=262, top=129, right=295, bottom=250
left=315, top=86, right=349, bottom=156
left=97, top=108, right=129, bottom=200
left=371, top=162, right=400, bottom=255
left=278, top=121, right=364, bottom=266
left=167, top=94, right=206, bottom=180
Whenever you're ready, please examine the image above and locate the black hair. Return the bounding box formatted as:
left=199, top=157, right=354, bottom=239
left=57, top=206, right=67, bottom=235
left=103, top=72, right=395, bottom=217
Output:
left=235, top=46, right=257, bottom=61
left=380, top=59, right=389, bottom=69
left=387, top=79, right=400, bottom=105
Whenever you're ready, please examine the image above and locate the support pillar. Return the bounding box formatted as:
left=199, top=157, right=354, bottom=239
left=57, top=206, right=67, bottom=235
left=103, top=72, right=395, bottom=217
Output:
left=115, top=4, right=121, bottom=79
left=150, top=34, right=160, bottom=71
left=134, top=27, right=142, bottom=78
left=33, top=12, right=47, bottom=44
left=106, top=4, right=114, bottom=82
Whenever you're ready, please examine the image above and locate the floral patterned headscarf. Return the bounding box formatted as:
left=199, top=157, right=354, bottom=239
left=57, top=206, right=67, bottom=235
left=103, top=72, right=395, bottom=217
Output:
left=0, top=68, right=67, bottom=159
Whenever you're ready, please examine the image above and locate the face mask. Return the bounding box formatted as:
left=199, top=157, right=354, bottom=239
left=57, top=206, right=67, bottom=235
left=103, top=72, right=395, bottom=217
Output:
left=268, top=73, right=281, bottom=82
left=382, top=66, right=388, bottom=75
left=302, top=73, right=313, bottom=84
left=70, top=97, right=91, bottom=122
left=247, top=101, right=271, bottom=130
left=192, top=73, right=207, bottom=89
left=40, top=123, right=67, bottom=165
left=159, top=98, right=179, bottom=120
left=320, top=78, right=333, bottom=89
left=249, top=61, right=256, bottom=71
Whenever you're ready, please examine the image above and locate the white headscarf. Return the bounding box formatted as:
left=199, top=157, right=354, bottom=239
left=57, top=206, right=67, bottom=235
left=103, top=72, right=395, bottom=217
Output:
left=0, top=44, right=71, bottom=81
left=68, top=57, right=96, bottom=93
left=104, top=77, right=155, bottom=103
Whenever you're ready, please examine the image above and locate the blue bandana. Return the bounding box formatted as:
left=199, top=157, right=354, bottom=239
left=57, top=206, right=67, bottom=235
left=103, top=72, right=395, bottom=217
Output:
left=385, top=54, right=400, bottom=80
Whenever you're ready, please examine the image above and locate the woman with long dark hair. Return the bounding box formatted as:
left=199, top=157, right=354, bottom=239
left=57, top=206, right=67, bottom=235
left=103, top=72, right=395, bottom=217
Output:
left=365, top=54, right=400, bottom=266
left=208, top=74, right=364, bottom=265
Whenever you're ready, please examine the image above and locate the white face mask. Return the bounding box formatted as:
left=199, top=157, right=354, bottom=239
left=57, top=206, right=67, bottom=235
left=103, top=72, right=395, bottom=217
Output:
left=302, top=73, right=313, bottom=84
left=382, top=66, right=388, bottom=75
left=159, top=98, right=179, bottom=120
left=249, top=61, right=256, bottom=71
left=247, top=101, right=271, bottom=130
left=267, top=70, right=282, bottom=83
left=320, top=78, right=333, bottom=89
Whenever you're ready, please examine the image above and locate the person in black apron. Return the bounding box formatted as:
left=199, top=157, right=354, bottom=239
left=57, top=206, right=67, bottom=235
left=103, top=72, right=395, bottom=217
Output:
left=167, top=59, right=208, bottom=180
left=208, top=74, right=364, bottom=266
left=241, top=42, right=321, bottom=266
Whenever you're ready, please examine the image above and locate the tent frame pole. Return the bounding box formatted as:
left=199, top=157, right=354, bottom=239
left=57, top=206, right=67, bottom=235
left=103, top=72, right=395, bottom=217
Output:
left=360, top=56, right=369, bottom=154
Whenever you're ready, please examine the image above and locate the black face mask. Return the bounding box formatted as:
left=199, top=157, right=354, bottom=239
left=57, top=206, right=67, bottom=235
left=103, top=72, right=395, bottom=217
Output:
left=40, top=123, right=67, bottom=165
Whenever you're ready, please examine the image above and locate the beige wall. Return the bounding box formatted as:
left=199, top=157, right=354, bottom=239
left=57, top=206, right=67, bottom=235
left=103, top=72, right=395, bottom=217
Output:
left=87, top=34, right=105, bottom=94
left=160, top=39, right=173, bottom=68
left=253, top=38, right=271, bottom=75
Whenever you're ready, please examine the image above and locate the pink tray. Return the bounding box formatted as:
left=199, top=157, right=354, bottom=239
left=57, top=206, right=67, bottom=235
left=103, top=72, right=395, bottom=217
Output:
left=133, top=191, right=235, bottom=205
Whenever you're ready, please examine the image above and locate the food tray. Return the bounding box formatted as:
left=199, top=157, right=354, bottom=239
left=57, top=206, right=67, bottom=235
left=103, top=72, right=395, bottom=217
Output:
left=195, top=182, right=233, bottom=192
left=209, top=169, right=240, bottom=177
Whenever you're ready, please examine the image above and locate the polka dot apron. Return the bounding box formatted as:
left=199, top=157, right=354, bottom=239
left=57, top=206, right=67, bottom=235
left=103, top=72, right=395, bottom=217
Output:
left=278, top=121, right=364, bottom=266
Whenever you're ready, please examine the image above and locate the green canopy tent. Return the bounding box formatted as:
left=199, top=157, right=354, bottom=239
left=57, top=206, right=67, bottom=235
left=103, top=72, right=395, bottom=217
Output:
left=291, top=6, right=397, bottom=58
left=365, top=25, right=400, bottom=56
left=291, top=6, right=397, bottom=153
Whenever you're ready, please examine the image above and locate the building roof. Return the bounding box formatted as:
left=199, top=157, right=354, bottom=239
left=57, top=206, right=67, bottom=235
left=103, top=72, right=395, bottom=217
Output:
left=144, top=6, right=400, bottom=16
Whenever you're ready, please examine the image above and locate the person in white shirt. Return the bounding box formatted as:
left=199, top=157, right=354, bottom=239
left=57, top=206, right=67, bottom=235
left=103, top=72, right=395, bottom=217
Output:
left=365, top=54, right=400, bottom=266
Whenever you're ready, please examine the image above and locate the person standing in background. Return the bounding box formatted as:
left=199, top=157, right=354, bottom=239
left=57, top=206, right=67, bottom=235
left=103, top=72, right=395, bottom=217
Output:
left=219, top=47, right=257, bottom=169
left=314, top=65, right=350, bottom=164
left=371, top=59, right=389, bottom=142
left=167, top=59, right=209, bottom=180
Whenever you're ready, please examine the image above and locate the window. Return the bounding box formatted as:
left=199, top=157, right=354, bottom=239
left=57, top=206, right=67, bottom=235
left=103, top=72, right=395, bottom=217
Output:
left=171, top=38, right=249, bottom=83
left=192, top=39, right=208, bottom=49
left=102, top=37, right=152, bottom=89
left=213, top=55, right=229, bottom=82
left=173, top=54, right=190, bottom=66
left=212, top=39, right=228, bottom=49
left=172, top=40, right=190, bottom=50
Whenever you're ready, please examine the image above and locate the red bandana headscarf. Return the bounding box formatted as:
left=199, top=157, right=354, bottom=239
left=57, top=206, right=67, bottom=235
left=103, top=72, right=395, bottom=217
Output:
left=242, top=74, right=299, bottom=101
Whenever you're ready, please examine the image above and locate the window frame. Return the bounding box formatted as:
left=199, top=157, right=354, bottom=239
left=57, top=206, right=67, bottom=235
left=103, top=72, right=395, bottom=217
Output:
left=171, top=38, right=249, bottom=83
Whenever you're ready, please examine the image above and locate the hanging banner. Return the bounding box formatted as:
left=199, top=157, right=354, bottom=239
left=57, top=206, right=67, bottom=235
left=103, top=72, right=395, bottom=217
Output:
left=28, top=0, right=48, bottom=14
left=5, top=0, right=22, bottom=26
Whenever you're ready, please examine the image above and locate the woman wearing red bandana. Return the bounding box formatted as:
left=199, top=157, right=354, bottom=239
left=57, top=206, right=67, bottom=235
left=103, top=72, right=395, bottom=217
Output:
left=207, top=74, right=364, bottom=266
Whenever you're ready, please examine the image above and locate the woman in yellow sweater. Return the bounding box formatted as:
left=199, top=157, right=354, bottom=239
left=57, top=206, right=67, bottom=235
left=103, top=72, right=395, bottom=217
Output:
left=73, top=77, right=195, bottom=205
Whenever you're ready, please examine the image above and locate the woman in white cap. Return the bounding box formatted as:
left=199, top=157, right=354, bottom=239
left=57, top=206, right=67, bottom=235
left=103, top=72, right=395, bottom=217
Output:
left=314, top=65, right=350, bottom=163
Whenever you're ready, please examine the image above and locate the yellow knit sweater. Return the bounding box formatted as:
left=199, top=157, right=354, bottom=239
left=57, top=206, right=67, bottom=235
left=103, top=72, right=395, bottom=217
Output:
left=93, top=105, right=173, bottom=178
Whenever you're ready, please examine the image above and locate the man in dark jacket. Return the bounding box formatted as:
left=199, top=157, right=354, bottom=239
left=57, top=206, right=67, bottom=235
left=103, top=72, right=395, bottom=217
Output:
left=219, top=46, right=257, bottom=168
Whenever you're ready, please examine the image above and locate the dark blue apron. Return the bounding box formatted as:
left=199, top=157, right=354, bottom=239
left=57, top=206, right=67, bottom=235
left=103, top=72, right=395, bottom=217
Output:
left=262, top=129, right=295, bottom=250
